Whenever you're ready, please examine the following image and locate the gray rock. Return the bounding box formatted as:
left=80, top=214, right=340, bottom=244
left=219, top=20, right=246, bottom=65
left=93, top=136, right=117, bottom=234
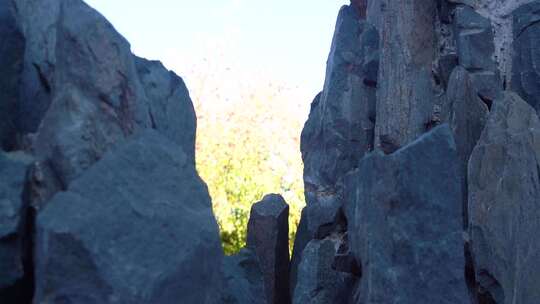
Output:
left=34, top=131, right=223, bottom=304
left=454, top=5, right=502, bottom=102
left=350, top=125, right=469, bottom=304
left=247, top=194, right=290, bottom=304
left=374, top=0, right=437, bottom=149
left=511, top=1, right=540, bottom=113
left=468, top=92, right=540, bottom=303
left=0, top=152, right=32, bottom=302
left=293, top=238, right=355, bottom=304
left=0, top=1, right=24, bottom=150
left=12, top=0, right=198, bottom=194
left=294, top=5, right=378, bottom=296
left=444, top=66, right=489, bottom=227
left=134, top=56, right=197, bottom=163
left=301, top=5, right=378, bottom=210
left=12, top=0, right=60, bottom=134
left=221, top=248, right=267, bottom=304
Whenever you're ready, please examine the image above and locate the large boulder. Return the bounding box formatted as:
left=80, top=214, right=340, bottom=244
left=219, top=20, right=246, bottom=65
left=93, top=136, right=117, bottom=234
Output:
left=10, top=0, right=197, bottom=194
left=374, top=0, right=436, bottom=149
left=220, top=248, right=267, bottom=304
left=350, top=125, right=469, bottom=303
left=468, top=92, right=540, bottom=303
left=246, top=194, right=290, bottom=304
left=511, top=1, right=540, bottom=114
left=0, top=152, right=32, bottom=303
left=34, top=131, right=223, bottom=304
left=292, top=238, right=355, bottom=304
left=0, top=1, right=25, bottom=150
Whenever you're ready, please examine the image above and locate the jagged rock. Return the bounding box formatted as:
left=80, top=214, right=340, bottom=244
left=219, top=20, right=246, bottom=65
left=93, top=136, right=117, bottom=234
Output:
left=11, top=0, right=60, bottom=134
left=444, top=66, right=489, bottom=227
left=134, top=56, right=197, bottom=162
left=0, top=1, right=24, bottom=150
left=468, top=92, right=540, bottom=303
left=374, top=0, right=436, bottom=148
left=10, top=0, right=198, bottom=195
left=246, top=194, right=290, bottom=304
left=331, top=233, right=361, bottom=277
left=221, top=248, right=267, bottom=304
left=292, top=238, right=355, bottom=304
left=511, top=1, right=540, bottom=114
left=453, top=5, right=502, bottom=102
left=0, top=152, right=32, bottom=303
left=350, top=125, right=469, bottom=303
left=293, top=4, right=378, bottom=296
left=301, top=5, right=378, bottom=210
left=34, top=131, right=223, bottom=304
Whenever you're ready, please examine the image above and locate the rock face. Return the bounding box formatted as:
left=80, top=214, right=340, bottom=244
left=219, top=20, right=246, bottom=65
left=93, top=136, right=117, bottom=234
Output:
left=292, top=237, right=355, bottom=304
left=11, top=0, right=197, bottom=192
left=350, top=125, right=469, bottom=304
left=444, top=67, right=489, bottom=227
left=511, top=1, right=540, bottom=113
left=374, top=0, right=436, bottom=149
left=293, top=4, right=378, bottom=295
left=221, top=248, right=267, bottom=304
left=247, top=194, right=290, bottom=304
left=468, top=92, right=540, bottom=303
left=454, top=4, right=502, bottom=102
left=0, top=152, right=32, bottom=302
left=0, top=2, right=24, bottom=150
left=35, top=131, right=223, bottom=304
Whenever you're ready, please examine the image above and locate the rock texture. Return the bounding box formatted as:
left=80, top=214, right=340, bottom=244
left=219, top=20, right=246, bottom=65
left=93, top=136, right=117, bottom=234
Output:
left=221, top=248, right=267, bottom=304
left=444, top=67, right=489, bottom=227
left=35, top=131, right=223, bottom=304
left=0, top=2, right=24, bottom=150
left=0, top=152, right=32, bottom=303
left=350, top=125, right=469, bottom=304
left=511, top=1, right=540, bottom=113
left=374, top=0, right=436, bottom=149
left=293, top=237, right=355, bottom=304
left=468, top=92, right=540, bottom=303
left=454, top=4, right=502, bottom=102
left=247, top=194, right=290, bottom=304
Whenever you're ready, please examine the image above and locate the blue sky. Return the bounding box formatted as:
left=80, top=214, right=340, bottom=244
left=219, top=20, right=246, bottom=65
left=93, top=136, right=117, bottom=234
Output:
left=84, top=0, right=349, bottom=107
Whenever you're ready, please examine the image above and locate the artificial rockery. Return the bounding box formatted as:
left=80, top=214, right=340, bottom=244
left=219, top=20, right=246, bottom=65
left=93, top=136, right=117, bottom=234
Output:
left=1, top=0, right=539, bottom=303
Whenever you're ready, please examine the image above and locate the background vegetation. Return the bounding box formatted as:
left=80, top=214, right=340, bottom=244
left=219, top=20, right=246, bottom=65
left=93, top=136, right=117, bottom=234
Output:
left=194, top=82, right=306, bottom=255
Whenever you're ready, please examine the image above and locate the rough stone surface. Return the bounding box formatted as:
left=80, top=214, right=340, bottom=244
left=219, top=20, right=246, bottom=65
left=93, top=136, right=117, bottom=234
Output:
left=468, top=92, right=540, bottom=304
left=292, top=238, right=355, bottom=304
left=374, top=0, right=436, bottom=149
left=11, top=0, right=198, bottom=193
left=0, top=152, right=32, bottom=302
left=443, top=66, right=489, bottom=227
left=134, top=56, right=197, bottom=162
left=221, top=248, right=267, bottom=304
left=350, top=125, right=469, bottom=304
left=247, top=194, right=290, bottom=304
left=0, top=1, right=25, bottom=150
left=11, top=0, right=60, bottom=134
left=294, top=4, right=378, bottom=296
left=453, top=5, right=502, bottom=102
left=511, top=1, right=540, bottom=113
left=34, top=131, right=223, bottom=304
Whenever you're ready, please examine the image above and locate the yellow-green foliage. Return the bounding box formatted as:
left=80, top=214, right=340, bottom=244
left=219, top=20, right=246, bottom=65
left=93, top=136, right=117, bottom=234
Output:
left=195, top=85, right=305, bottom=255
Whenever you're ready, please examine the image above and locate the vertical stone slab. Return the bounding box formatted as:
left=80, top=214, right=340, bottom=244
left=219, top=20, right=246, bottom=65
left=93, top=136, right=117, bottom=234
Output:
left=511, top=1, right=540, bottom=114
left=374, top=0, right=437, bottom=149
left=351, top=125, right=469, bottom=304
left=247, top=194, right=290, bottom=304
left=468, top=92, right=540, bottom=303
